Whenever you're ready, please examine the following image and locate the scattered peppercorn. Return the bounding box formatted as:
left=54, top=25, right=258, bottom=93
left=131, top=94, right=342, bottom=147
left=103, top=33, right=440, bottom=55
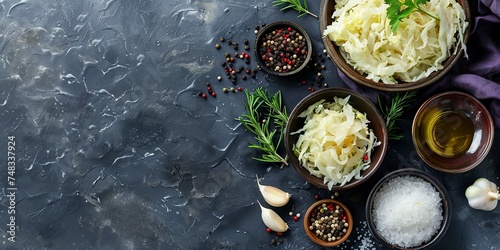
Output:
left=220, top=37, right=225, bottom=42
left=215, top=43, right=221, bottom=49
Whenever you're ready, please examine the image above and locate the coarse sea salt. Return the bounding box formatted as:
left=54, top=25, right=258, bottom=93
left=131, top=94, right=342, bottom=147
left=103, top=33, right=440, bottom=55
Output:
left=372, top=175, right=443, bottom=248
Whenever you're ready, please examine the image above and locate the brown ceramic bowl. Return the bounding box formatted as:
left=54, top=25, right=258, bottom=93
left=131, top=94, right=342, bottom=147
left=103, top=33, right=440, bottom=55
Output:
left=366, top=168, right=451, bottom=249
left=285, top=88, right=388, bottom=190
left=254, top=20, right=312, bottom=76
left=319, top=0, right=470, bottom=92
left=412, top=91, right=494, bottom=173
left=304, top=199, right=353, bottom=247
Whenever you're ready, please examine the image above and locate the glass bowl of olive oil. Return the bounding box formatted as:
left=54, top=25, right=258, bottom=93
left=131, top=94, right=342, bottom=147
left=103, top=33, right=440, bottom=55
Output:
left=412, top=91, right=494, bottom=173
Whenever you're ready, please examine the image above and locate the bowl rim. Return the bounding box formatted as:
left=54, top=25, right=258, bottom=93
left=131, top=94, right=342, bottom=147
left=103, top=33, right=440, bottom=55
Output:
left=319, top=0, right=471, bottom=92
left=253, top=20, right=313, bottom=76
left=411, top=91, right=495, bottom=173
left=365, top=168, right=452, bottom=250
left=285, top=87, right=388, bottom=190
left=303, top=199, right=354, bottom=247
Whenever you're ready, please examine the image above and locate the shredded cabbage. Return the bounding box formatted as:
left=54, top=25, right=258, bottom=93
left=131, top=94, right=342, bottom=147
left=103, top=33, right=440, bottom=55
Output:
left=291, top=96, right=380, bottom=190
left=323, top=0, right=468, bottom=84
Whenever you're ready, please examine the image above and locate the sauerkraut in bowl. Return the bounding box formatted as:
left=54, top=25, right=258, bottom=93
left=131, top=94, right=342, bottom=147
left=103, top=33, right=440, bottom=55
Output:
left=320, top=0, right=470, bottom=91
left=285, top=88, right=388, bottom=191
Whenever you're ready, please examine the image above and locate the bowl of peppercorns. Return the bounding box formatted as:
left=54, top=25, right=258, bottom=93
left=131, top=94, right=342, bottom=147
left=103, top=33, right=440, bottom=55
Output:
left=254, top=20, right=312, bottom=76
left=303, top=199, right=353, bottom=247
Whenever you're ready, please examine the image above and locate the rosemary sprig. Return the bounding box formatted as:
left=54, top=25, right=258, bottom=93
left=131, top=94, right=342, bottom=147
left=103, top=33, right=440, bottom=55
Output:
left=273, top=0, right=318, bottom=18
left=377, top=91, right=417, bottom=140
left=237, top=87, right=288, bottom=166
left=254, top=88, right=288, bottom=133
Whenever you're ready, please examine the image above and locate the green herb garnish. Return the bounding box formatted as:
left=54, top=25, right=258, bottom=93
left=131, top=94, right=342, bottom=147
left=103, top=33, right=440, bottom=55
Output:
left=377, top=91, right=417, bottom=140
left=273, top=0, right=318, bottom=18
left=237, top=87, right=289, bottom=166
left=385, top=0, right=439, bottom=32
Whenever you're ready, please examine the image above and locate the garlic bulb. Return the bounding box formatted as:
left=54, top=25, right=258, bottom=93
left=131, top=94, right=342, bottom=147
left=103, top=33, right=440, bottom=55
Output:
left=256, top=175, right=291, bottom=207
left=257, top=200, right=289, bottom=232
left=465, top=178, right=500, bottom=211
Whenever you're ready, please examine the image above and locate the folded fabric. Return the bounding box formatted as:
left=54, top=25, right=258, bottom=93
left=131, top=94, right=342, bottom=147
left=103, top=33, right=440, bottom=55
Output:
left=341, top=0, right=500, bottom=129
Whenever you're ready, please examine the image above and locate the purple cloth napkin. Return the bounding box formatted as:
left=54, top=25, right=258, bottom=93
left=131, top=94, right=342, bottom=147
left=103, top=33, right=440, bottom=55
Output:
left=341, top=0, right=500, bottom=129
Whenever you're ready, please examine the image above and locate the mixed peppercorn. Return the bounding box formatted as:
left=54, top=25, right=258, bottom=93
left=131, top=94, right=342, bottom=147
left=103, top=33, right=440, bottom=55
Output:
left=308, top=202, right=349, bottom=242
left=198, top=23, right=331, bottom=99
left=257, top=25, right=309, bottom=74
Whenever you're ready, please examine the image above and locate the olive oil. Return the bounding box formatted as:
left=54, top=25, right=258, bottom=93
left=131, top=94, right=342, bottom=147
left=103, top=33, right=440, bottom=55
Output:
left=423, top=108, right=474, bottom=157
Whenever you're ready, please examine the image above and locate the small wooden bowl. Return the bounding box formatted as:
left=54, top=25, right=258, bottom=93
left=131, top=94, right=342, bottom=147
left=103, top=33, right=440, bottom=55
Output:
left=254, top=20, right=312, bottom=76
left=303, top=199, right=353, bottom=247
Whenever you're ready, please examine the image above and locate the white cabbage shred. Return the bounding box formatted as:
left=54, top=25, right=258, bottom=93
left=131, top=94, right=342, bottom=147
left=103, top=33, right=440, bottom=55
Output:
left=291, top=96, right=380, bottom=190
left=323, top=0, right=468, bottom=84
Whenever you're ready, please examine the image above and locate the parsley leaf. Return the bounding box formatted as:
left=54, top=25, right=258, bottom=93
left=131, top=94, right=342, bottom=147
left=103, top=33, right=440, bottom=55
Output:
left=385, top=0, right=439, bottom=32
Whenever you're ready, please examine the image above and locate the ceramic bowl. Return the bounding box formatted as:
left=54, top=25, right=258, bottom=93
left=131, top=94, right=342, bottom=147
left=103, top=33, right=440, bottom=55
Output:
left=254, top=20, right=312, bottom=76
left=303, top=199, right=353, bottom=247
left=319, top=0, right=471, bottom=92
left=365, top=168, right=451, bottom=249
left=412, top=91, right=494, bottom=173
left=284, top=87, right=388, bottom=190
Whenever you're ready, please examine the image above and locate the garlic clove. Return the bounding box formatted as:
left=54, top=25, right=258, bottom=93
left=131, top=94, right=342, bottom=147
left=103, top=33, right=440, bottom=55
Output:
left=256, top=175, right=291, bottom=207
left=257, top=200, right=289, bottom=232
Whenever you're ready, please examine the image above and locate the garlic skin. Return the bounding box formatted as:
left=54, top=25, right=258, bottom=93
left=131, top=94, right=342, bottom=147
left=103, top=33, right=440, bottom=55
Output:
left=465, top=178, right=500, bottom=211
left=256, top=175, right=291, bottom=207
left=257, top=200, right=289, bottom=232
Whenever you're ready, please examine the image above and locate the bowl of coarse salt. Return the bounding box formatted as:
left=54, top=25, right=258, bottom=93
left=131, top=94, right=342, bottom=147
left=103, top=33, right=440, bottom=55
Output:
left=365, top=168, right=451, bottom=249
